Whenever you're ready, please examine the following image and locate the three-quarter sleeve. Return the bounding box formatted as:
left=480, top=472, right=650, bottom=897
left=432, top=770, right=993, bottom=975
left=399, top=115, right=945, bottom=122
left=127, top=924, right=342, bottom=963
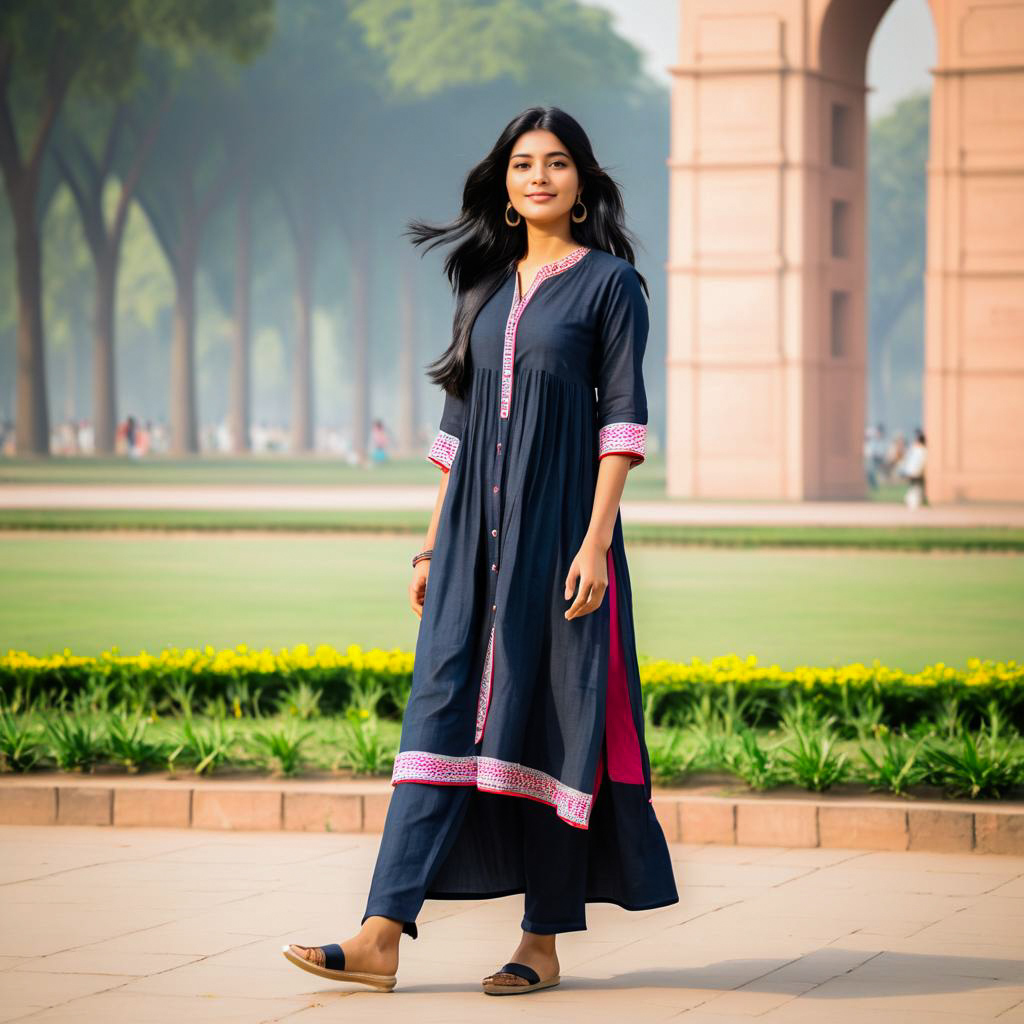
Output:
left=426, top=387, right=466, bottom=472
left=595, top=265, right=649, bottom=469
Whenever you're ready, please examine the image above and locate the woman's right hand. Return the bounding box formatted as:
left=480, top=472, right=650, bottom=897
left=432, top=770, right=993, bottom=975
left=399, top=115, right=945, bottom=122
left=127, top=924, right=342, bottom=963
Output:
left=409, top=560, right=430, bottom=619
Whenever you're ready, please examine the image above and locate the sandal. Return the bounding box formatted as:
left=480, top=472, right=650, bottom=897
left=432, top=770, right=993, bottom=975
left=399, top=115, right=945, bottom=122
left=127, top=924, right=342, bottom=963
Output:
left=482, top=960, right=561, bottom=995
left=281, top=942, right=397, bottom=991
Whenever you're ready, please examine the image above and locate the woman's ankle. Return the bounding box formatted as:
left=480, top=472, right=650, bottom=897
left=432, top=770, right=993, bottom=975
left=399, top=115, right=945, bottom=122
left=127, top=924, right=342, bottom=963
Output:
left=361, top=915, right=405, bottom=950
left=518, top=929, right=557, bottom=952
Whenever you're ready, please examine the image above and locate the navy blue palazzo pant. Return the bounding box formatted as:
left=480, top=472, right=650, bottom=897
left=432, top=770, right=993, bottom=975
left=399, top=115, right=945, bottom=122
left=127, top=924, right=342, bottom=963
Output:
left=362, top=776, right=593, bottom=938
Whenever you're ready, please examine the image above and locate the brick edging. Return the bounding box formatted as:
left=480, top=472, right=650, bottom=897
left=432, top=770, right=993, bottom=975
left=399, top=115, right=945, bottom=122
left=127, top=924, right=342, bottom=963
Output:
left=0, top=778, right=1021, bottom=855
left=652, top=794, right=1023, bottom=855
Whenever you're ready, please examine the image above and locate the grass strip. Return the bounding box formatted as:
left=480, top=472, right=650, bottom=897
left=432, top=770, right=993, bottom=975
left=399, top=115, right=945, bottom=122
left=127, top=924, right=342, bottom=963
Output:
left=0, top=508, right=1022, bottom=551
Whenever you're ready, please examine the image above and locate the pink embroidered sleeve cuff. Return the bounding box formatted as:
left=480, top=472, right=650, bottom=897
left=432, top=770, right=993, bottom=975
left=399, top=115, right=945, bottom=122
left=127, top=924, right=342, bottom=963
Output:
left=598, top=422, right=646, bottom=469
left=427, top=429, right=460, bottom=472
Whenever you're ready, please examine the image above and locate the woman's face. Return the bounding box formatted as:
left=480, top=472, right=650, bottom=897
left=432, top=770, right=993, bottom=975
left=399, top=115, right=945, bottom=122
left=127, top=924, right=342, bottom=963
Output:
left=505, top=129, right=580, bottom=228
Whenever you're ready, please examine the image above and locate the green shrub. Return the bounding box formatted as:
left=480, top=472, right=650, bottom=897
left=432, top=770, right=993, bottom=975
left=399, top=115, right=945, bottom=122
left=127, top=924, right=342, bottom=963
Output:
left=43, top=713, right=106, bottom=772
left=724, top=728, right=786, bottom=791
left=648, top=727, right=698, bottom=783
left=248, top=722, right=314, bottom=776
left=340, top=708, right=393, bottom=776
left=105, top=711, right=168, bottom=772
left=0, top=703, right=42, bottom=772
left=168, top=717, right=235, bottom=775
left=778, top=724, right=849, bottom=792
left=858, top=731, right=928, bottom=795
left=924, top=733, right=1023, bottom=799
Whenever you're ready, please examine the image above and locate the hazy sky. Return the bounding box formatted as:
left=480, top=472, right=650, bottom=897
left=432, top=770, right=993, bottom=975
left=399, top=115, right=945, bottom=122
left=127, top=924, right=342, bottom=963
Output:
left=585, top=0, right=936, bottom=119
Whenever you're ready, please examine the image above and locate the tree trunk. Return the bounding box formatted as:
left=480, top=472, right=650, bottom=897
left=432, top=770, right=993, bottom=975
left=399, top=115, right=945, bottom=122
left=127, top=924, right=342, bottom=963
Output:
left=13, top=201, right=49, bottom=455
left=230, top=176, right=251, bottom=453
left=398, top=247, right=417, bottom=457
left=170, top=232, right=199, bottom=455
left=63, top=330, right=75, bottom=423
left=92, top=249, right=118, bottom=454
left=350, top=234, right=371, bottom=465
left=290, top=215, right=315, bottom=453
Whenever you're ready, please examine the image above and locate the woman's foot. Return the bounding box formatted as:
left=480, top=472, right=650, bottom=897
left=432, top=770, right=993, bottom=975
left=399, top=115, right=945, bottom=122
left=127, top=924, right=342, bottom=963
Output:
left=482, top=930, right=559, bottom=990
left=288, top=916, right=402, bottom=978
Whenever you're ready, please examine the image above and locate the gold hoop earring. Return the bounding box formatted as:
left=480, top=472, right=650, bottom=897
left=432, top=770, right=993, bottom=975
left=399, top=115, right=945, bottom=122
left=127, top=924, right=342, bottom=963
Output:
left=571, top=196, right=587, bottom=223
left=505, top=202, right=521, bottom=227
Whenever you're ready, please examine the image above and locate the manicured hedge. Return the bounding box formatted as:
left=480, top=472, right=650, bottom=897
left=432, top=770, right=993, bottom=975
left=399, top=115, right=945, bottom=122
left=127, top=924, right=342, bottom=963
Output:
left=639, top=655, right=1024, bottom=731
left=1, top=647, right=1021, bottom=731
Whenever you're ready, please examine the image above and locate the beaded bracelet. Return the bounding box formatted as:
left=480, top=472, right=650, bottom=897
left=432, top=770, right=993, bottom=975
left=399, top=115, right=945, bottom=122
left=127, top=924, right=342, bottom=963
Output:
left=411, top=548, right=433, bottom=567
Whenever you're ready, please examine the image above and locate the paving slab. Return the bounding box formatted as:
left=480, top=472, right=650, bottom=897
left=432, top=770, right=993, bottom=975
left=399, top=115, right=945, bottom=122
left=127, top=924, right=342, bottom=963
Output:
left=0, top=824, right=1021, bottom=1022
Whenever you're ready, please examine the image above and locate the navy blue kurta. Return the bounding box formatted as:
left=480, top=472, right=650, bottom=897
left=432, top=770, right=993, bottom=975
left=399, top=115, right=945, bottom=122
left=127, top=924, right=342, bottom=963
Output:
left=393, top=244, right=678, bottom=914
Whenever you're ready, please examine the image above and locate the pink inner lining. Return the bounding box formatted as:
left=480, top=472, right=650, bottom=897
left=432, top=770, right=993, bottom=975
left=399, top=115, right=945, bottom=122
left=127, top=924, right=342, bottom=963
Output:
left=603, top=547, right=644, bottom=784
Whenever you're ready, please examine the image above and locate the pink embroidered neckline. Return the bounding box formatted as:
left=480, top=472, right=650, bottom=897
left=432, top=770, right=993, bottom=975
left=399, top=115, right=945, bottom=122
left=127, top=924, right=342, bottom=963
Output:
left=500, top=245, right=590, bottom=419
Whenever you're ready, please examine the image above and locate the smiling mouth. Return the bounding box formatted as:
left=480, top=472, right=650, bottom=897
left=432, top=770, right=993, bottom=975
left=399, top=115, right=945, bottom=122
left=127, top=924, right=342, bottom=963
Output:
left=527, top=193, right=555, bottom=198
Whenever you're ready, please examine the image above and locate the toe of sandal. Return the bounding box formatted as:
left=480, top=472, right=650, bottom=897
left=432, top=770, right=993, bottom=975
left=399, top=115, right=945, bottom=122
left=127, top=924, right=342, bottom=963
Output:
left=282, top=942, right=397, bottom=991
left=482, top=960, right=560, bottom=995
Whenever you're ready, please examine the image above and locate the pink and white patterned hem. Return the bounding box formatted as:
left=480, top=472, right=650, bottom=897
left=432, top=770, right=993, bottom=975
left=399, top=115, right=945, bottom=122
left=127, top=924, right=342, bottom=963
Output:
left=391, top=750, right=594, bottom=829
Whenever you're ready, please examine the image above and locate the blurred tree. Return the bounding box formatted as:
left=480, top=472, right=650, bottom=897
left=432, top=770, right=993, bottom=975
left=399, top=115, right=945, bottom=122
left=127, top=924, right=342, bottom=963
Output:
left=77, top=8, right=272, bottom=457
left=51, top=81, right=170, bottom=453
left=348, top=0, right=655, bottom=459
left=0, top=0, right=272, bottom=455
left=133, top=58, right=240, bottom=455
left=350, top=0, right=643, bottom=98
left=40, top=186, right=91, bottom=427
left=234, top=0, right=382, bottom=455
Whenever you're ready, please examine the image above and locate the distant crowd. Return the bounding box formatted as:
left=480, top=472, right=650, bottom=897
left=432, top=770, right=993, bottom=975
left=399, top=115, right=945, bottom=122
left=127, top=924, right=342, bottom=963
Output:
left=0, top=414, right=406, bottom=466
left=864, top=423, right=928, bottom=507
left=0, top=413, right=929, bottom=508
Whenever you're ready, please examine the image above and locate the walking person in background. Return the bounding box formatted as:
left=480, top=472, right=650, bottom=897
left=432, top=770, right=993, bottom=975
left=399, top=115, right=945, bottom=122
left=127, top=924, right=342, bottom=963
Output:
left=864, top=424, right=884, bottom=490
left=901, top=428, right=928, bottom=508
left=885, top=431, right=907, bottom=485
left=870, top=422, right=887, bottom=489
left=282, top=104, right=677, bottom=996
left=369, top=418, right=393, bottom=467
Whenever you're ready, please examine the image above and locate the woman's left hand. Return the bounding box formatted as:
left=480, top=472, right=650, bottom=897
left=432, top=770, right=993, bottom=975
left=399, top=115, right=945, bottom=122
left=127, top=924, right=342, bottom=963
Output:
left=563, top=537, right=608, bottom=620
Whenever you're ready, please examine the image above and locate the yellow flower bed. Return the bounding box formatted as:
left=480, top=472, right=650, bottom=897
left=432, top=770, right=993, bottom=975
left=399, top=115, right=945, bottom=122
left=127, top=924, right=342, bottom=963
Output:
left=1, top=647, right=1021, bottom=726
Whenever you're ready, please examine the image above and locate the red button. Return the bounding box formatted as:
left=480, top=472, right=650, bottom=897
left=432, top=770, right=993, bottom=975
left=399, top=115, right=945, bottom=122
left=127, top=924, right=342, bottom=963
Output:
left=492, top=604, right=497, bottom=612
left=491, top=529, right=497, bottom=537
left=496, top=443, right=502, bottom=451
left=491, top=563, right=498, bottom=571
left=492, top=485, right=499, bottom=493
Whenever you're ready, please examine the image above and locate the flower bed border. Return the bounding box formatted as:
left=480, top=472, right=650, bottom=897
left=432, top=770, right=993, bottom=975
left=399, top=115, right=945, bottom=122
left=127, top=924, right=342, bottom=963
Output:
left=1, top=774, right=1020, bottom=856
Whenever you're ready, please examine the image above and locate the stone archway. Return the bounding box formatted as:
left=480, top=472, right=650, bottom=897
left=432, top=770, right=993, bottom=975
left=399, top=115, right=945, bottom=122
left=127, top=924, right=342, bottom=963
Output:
left=666, top=0, right=1024, bottom=501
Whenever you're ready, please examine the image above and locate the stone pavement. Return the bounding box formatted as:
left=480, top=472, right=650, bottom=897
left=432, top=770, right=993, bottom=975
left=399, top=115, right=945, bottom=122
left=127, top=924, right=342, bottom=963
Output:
left=3, top=484, right=1024, bottom=527
left=0, top=825, right=1022, bottom=1023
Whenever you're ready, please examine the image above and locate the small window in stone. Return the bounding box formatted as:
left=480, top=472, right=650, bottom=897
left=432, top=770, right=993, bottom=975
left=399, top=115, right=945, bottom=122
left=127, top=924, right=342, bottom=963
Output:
left=831, top=199, right=850, bottom=258
left=831, top=103, right=851, bottom=167
left=830, top=290, right=849, bottom=358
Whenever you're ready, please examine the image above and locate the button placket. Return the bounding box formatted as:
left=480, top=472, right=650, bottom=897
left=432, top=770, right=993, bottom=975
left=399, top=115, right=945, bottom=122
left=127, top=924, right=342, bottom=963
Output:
left=488, top=418, right=508, bottom=601
left=487, top=284, right=519, bottom=619
left=477, top=246, right=590, bottom=746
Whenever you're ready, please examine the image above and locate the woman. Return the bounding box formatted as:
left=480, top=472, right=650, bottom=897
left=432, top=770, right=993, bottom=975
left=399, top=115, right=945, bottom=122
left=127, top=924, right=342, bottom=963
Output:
left=283, top=106, right=678, bottom=996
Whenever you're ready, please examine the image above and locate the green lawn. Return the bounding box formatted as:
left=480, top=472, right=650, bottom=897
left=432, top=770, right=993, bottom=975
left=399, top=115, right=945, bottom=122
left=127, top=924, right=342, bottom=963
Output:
left=2, top=534, right=1021, bottom=671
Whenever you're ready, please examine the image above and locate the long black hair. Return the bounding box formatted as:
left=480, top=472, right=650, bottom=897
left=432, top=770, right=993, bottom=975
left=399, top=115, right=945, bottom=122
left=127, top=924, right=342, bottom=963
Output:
left=405, top=106, right=647, bottom=397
